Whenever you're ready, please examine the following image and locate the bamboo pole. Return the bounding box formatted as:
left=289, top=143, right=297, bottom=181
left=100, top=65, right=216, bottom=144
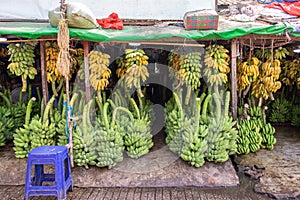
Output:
left=231, top=38, right=238, bottom=120
left=83, top=41, right=91, bottom=103
left=39, top=41, right=49, bottom=105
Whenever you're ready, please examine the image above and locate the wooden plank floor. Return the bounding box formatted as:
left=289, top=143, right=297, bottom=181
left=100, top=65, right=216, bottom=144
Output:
left=0, top=185, right=272, bottom=200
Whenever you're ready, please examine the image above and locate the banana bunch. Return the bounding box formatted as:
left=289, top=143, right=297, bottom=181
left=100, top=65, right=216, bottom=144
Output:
left=281, top=59, right=300, bottom=88
left=181, top=52, right=202, bottom=90
left=260, top=122, right=276, bottom=150
left=0, top=122, right=7, bottom=146
left=254, top=48, right=271, bottom=60
left=205, top=92, right=237, bottom=162
left=89, top=126, right=124, bottom=169
left=82, top=100, right=124, bottom=169
left=13, top=97, right=36, bottom=158
left=115, top=97, right=153, bottom=159
left=180, top=122, right=208, bottom=167
left=29, top=119, right=56, bottom=149
left=7, top=43, right=38, bottom=92
left=165, top=91, right=185, bottom=154
left=117, top=49, right=149, bottom=97
left=88, top=50, right=111, bottom=91
left=29, top=96, right=57, bottom=149
left=252, top=59, right=282, bottom=100
left=204, top=44, right=230, bottom=86
left=274, top=47, right=289, bottom=60
left=122, top=119, right=153, bottom=158
left=116, top=56, right=127, bottom=78
left=45, top=41, right=60, bottom=83
left=237, top=57, right=260, bottom=91
left=168, top=49, right=184, bottom=80
left=269, top=99, right=291, bottom=123
left=0, top=47, right=8, bottom=57
left=57, top=125, right=97, bottom=169
left=291, top=106, right=300, bottom=127
left=236, top=119, right=262, bottom=154
left=13, top=125, right=31, bottom=158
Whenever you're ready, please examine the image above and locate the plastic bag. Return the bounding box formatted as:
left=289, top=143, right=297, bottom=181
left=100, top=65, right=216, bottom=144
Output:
left=48, top=2, right=98, bottom=29
left=97, top=13, right=124, bottom=30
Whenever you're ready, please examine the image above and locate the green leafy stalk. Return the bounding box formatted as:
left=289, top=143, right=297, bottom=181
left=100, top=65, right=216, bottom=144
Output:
left=25, top=97, right=36, bottom=126
left=111, top=106, right=134, bottom=127
left=130, top=98, right=140, bottom=120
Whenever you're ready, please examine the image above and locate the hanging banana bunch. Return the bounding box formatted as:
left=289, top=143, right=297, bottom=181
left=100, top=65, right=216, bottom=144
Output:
left=45, top=41, right=83, bottom=95
left=281, top=59, right=300, bottom=88
left=88, top=50, right=111, bottom=91
left=251, top=59, right=282, bottom=101
left=237, top=57, right=260, bottom=93
left=167, top=49, right=185, bottom=81
left=7, top=43, right=38, bottom=92
left=204, top=44, right=230, bottom=87
left=116, top=49, right=149, bottom=97
left=0, top=47, right=8, bottom=57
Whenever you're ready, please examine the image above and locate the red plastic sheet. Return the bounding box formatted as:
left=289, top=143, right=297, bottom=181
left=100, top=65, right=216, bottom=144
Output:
left=264, top=2, right=300, bottom=16
left=96, top=13, right=124, bottom=30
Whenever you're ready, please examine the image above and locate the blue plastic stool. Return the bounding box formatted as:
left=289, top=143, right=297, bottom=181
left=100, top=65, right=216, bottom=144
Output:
left=24, top=146, right=73, bottom=200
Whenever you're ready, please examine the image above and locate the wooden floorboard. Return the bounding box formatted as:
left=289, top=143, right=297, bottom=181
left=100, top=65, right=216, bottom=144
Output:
left=162, top=188, right=171, bottom=200
left=133, top=188, right=142, bottom=200
left=118, top=187, right=129, bottom=199
left=125, top=188, right=136, bottom=200
left=86, top=188, right=101, bottom=200
left=184, top=187, right=193, bottom=200
left=155, top=187, right=163, bottom=200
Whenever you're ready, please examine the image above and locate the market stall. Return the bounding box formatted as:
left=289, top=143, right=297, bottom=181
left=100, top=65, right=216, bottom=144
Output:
left=0, top=0, right=298, bottom=177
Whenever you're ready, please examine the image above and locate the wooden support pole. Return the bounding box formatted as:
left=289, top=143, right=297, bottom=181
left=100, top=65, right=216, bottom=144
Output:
left=39, top=41, right=48, bottom=105
left=231, top=39, right=238, bottom=120
left=83, top=41, right=91, bottom=103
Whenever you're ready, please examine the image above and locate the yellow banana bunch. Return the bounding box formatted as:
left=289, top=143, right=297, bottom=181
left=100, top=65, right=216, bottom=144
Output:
left=45, top=41, right=82, bottom=82
left=88, top=50, right=111, bottom=91
left=251, top=59, right=282, bottom=100
left=180, top=52, right=202, bottom=90
left=204, top=44, right=230, bottom=86
left=237, top=57, right=260, bottom=91
left=116, top=49, right=149, bottom=97
left=7, top=43, right=38, bottom=91
left=281, top=59, right=300, bottom=88
left=168, top=49, right=185, bottom=81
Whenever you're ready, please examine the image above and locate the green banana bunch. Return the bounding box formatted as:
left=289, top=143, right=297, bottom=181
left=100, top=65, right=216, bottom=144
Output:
left=291, top=105, right=300, bottom=127
left=58, top=125, right=97, bottom=169
left=269, top=98, right=291, bottom=123
left=260, top=122, right=276, bottom=150
left=274, top=47, right=289, bottom=60
left=7, top=43, right=38, bottom=92
left=180, top=122, right=208, bottom=167
left=82, top=100, right=124, bottom=169
left=0, top=122, right=6, bottom=147
left=237, top=118, right=262, bottom=154
left=13, top=97, right=36, bottom=158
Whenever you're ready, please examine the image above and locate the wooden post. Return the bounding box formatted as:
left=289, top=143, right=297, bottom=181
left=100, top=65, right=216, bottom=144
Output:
left=83, top=41, right=91, bottom=103
left=39, top=41, right=48, bottom=105
left=231, top=39, right=238, bottom=120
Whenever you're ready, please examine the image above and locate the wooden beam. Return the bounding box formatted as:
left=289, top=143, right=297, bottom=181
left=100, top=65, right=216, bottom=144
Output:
left=231, top=38, right=238, bottom=120
left=39, top=41, right=48, bottom=105
left=83, top=41, right=91, bottom=103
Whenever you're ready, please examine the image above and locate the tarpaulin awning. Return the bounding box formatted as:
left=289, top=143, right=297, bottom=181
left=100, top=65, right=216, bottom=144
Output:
left=0, top=19, right=293, bottom=42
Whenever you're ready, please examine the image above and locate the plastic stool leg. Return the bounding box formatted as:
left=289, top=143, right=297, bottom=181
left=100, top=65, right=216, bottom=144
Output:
left=34, top=164, right=44, bottom=186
